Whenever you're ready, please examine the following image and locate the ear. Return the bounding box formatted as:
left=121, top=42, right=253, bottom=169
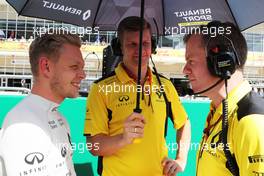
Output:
left=39, top=57, right=51, bottom=78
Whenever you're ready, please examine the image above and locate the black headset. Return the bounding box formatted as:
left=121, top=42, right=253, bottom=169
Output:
left=206, top=34, right=241, bottom=79
left=111, top=36, right=157, bottom=56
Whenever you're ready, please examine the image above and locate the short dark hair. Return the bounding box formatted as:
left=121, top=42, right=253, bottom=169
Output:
left=29, top=31, right=81, bottom=77
left=183, top=21, right=247, bottom=69
left=117, top=16, right=152, bottom=44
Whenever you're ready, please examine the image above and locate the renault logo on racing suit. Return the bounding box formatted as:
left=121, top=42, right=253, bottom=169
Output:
left=24, top=152, right=44, bottom=165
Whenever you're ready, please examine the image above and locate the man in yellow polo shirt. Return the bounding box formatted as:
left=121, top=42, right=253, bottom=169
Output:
left=183, top=21, right=264, bottom=175
left=84, top=16, right=191, bottom=176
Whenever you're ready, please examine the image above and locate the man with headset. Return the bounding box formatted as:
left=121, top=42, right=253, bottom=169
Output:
left=84, top=16, right=191, bottom=176
left=183, top=21, right=264, bottom=175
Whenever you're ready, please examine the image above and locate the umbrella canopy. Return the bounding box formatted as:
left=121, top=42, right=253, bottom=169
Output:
left=6, top=0, right=264, bottom=111
left=6, top=0, right=264, bottom=35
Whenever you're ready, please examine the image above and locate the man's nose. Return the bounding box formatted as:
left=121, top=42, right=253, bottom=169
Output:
left=79, top=69, right=86, bottom=80
left=182, top=64, right=190, bottom=75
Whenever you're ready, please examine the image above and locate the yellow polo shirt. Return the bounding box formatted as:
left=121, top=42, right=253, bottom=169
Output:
left=84, top=63, right=188, bottom=176
left=196, top=80, right=264, bottom=176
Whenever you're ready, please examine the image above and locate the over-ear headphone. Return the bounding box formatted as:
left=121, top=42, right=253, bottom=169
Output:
left=111, top=38, right=122, bottom=56
left=111, top=36, right=157, bottom=56
left=206, top=35, right=240, bottom=79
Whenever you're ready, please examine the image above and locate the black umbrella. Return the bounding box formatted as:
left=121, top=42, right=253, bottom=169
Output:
left=6, top=0, right=264, bottom=33
left=6, top=0, right=264, bottom=111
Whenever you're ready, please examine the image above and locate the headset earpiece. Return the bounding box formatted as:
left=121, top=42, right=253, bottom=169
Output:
left=206, top=35, right=239, bottom=79
left=111, top=38, right=122, bottom=56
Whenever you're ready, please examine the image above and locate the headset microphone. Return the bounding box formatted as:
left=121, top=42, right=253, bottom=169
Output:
left=187, top=78, right=224, bottom=95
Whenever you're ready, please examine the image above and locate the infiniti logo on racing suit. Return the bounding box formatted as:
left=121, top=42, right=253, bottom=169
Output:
left=119, top=95, right=130, bottom=102
left=24, top=152, right=44, bottom=165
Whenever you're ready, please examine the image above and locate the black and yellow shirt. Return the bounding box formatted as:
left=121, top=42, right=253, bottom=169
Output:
left=84, top=63, right=188, bottom=176
left=197, top=80, right=264, bottom=176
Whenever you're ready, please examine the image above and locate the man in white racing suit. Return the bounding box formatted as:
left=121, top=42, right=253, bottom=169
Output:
left=0, top=32, right=85, bottom=176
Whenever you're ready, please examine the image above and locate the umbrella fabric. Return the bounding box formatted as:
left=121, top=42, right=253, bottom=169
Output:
left=6, top=0, right=264, bottom=35
left=6, top=0, right=264, bottom=110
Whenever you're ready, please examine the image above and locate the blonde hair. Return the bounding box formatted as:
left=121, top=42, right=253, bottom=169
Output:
left=29, top=32, right=81, bottom=76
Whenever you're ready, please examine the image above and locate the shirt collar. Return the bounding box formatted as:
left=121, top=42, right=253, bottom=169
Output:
left=212, top=80, right=252, bottom=123
left=29, top=93, right=60, bottom=112
left=115, top=63, right=153, bottom=84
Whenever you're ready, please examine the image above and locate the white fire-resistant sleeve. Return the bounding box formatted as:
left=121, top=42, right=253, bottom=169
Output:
left=1, top=123, right=52, bottom=176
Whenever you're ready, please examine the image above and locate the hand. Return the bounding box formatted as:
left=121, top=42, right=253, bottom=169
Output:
left=122, top=112, right=145, bottom=145
left=162, top=158, right=186, bottom=176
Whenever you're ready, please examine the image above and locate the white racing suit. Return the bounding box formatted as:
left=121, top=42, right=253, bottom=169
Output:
left=0, top=94, right=76, bottom=176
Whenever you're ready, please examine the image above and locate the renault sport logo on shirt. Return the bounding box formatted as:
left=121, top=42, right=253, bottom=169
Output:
left=42, top=0, right=91, bottom=21
left=156, top=90, right=163, bottom=99
left=24, top=152, right=44, bottom=165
